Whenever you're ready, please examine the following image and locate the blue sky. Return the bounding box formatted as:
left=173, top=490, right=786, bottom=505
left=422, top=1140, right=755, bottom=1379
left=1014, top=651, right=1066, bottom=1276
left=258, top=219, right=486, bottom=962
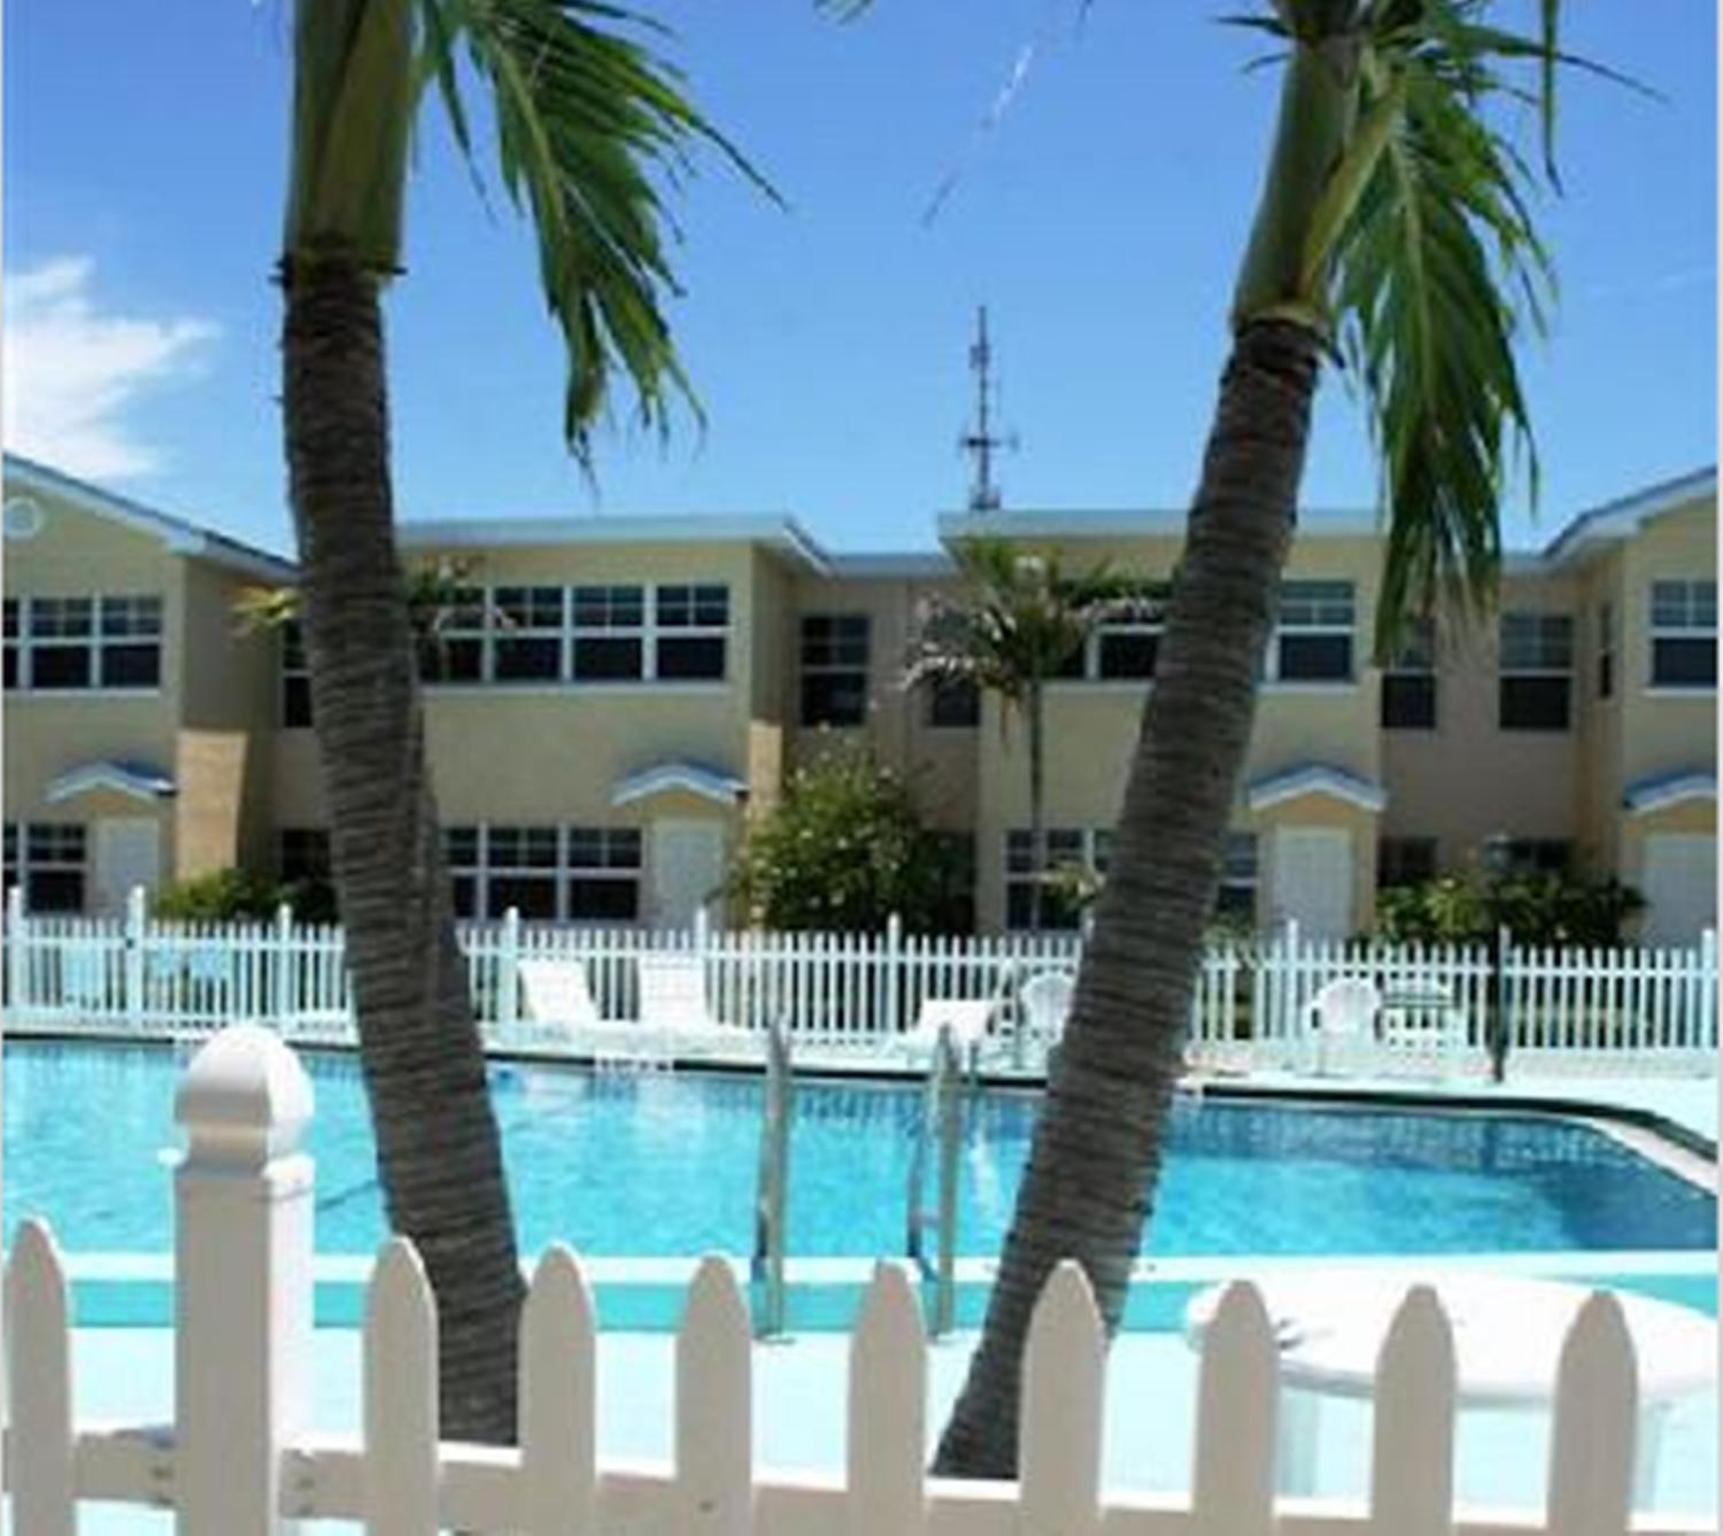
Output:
left=4, top=3, right=1715, bottom=558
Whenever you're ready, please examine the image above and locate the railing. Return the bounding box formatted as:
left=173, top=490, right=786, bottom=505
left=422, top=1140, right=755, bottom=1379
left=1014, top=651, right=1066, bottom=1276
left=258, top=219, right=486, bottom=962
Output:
left=3, top=888, right=1716, bottom=1073
left=2, top=1026, right=1701, bottom=1535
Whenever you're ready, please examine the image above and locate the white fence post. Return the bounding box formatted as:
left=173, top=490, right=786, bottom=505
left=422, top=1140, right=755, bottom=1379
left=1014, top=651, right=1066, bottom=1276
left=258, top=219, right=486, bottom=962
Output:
left=124, top=885, right=148, bottom=1031
left=6, top=882, right=27, bottom=1016
left=174, top=1026, right=315, bottom=1535
left=272, top=903, right=295, bottom=1026
left=1699, top=929, right=1717, bottom=1051
left=884, top=913, right=903, bottom=1038
left=500, top=906, right=522, bottom=1034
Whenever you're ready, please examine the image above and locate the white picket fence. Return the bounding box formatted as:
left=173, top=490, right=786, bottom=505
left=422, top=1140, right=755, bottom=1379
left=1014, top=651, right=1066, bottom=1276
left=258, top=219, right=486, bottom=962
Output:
left=2, top=887, right=1716, bottom=1073
left=1, top=1026, right=1700, bottom=1535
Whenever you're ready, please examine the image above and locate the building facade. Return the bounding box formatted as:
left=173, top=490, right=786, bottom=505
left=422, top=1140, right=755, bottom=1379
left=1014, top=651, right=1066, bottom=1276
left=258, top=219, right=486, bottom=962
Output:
left=4, top=454, right=1715, bottom=941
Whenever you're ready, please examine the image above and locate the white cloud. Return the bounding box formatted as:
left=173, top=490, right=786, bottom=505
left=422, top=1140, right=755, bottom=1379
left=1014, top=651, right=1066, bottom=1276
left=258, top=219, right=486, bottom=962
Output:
left=3, top=256, right=218, bottom=479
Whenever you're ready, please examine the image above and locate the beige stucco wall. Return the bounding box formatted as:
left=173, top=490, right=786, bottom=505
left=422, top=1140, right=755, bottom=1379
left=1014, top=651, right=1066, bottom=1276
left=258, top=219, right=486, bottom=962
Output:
left=2, top=483, right=183, bottom=876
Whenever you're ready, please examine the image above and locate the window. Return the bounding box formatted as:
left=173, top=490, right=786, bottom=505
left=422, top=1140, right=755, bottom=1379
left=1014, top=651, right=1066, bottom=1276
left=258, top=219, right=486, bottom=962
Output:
left=930, top=831, right=976, bottom=932
left=926, top=679, right=980, bottom=728
left=1095, top=589, right=1168, bottom=680
left=1215, top=832, right=1258, bottom=923
left=1649, top=580, right=1716, bottom=688
left=493, top=586, right=565, bottom=682
left=1500, top=839, right=1571, bottom=876
left=443, top=824, right=642, bottom=922
left=572, top=585, right=645, bottom=681
left=279, top=828, right=331, bottom=884
left=800, top=614, right=871, bottom=726
left=419, top=586, right=486, bottom=683
left=1597, top=600, right=1616, bottom=700
left=4, top=595, right=162, bottom=692
left=1380, top=618, right=1436, bottom=729
left=4, top=822, right=86, bottom=913
left=655, top=585, right=729, bottom=680
left=281, top=621, right=313, bottom=727
left=1005, top=827, right=1095, bottom=932
left=1378, top=837, right=1437, bottom=889
left=1273, top=581, right=1354, bottom=682
left=565, top=827, right=643, bottom=921
left=1498, top=613, right=1573, bottom=730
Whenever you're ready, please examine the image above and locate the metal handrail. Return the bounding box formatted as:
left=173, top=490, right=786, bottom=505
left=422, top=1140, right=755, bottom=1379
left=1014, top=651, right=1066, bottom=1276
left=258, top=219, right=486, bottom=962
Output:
left=751, top=1015, right=792, bottom=1338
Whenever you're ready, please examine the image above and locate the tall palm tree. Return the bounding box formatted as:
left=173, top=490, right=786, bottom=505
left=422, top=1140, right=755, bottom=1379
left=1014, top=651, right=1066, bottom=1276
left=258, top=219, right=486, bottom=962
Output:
left=933, top=2, right=1609, bottom=1476
left=905, top=536, right=1150, bottom=932
left=279, top=0, right=755, bottom=1442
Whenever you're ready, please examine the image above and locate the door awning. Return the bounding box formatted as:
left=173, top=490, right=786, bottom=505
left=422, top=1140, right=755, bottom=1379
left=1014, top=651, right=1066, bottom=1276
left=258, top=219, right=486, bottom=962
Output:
left=45, top=760, right=177, bottom=805
left=611, top=761, right=749, bottom=809
left=1247, top=762, right=1387, bottom=814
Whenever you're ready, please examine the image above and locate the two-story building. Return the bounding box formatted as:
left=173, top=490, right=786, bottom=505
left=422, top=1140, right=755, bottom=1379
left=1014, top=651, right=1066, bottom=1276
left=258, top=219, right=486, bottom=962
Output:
left=4, top=453, right=1714, bottom=940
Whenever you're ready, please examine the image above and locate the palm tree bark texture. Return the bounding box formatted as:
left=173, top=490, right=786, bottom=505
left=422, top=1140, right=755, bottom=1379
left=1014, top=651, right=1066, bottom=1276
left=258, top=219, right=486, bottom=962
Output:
left=935, top=317, right=1320, bottom=1475
left=281, top=251, right=525, bottom=1443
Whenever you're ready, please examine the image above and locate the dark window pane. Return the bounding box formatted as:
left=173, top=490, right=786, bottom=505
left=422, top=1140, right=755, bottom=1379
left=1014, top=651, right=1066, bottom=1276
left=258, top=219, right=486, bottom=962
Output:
left=28, top=869, right=83, bottom=913
left=4, top=647, right=16, bottom=690
left=1598, top=651, right=1614, bottom=700
left=450, top=876, right=477, bottom=919
left=800, top=614, right=870, bottom=667
left=488, top=876, right=558, bottom=921
left=801, top=671, right=868, bottom=726
left=494, top=637, right=562, bottom=681
left=927, top=679, right=980, bottom=728
left=1378, top=838, right=1437, bottom=889
left=1499, top=676, right=1570, bottom=730
left=279, top=830, right=331, bottom=883
left=1214, top=883, right=1256, bottom=921
left=420, top=637, right=483, bottom=683
left=574, top=637, right=643, bottom=680
left=1097, top=632, right=1157, bottom=680
left=656, top=636, right=725, bottom=680
left=567, top=877, right=639, bottom=921
left=100, top=644, right=160, bottom=688
left=1006, top=881, right=1081, bottom=932
left=1278, top=634, right=1352, bottom=681
left=445, top=827, right=480, bottom=867
left=1050, top=642, right=1087, bottom=680
left=31, top=646, right=91, bottom=689
left=283, top=676, right=313, bottom=728
left=1651, top=637, right=1716, bottom=687
left=608, top=830, right=642, bottom=868
left=1381, top=674, right=1436, bottom=729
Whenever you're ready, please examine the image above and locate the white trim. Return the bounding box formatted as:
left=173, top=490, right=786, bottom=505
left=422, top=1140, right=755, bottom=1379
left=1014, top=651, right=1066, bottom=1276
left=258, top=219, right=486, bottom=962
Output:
left=825, top=552, right=957, bottom=578
left=400, top=513, right=831, bottom=574
left=612, top=762, right=749, bottom=808
left=939, top=508, right=1381, bottom=542
left=1623, top=772, right=1717, bottom=818
left=1248, top=764, right=1387, bottom=814
left=1540, top=467, right=1718, bottom=567
left=45, top=761, right=177, bottom=805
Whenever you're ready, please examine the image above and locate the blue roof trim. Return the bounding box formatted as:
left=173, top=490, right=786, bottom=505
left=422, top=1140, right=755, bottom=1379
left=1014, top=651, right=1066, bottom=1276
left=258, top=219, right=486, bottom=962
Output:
left=1248, top=762, right=1387, bottom=814
left=1623, top=770, right=1716, bottom=816
left=46, top=759, right=177, bottom=804
left=612, top=761, right=749, bottom=808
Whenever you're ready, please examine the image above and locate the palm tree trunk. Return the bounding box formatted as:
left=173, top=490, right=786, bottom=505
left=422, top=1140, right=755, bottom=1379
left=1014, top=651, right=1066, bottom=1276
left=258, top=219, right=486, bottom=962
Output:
left=281, top=251, right=525, bottom=1444
left=1027, top=681, right=1047, bottom=934
left=933, top=317, right=1321, bottom=1477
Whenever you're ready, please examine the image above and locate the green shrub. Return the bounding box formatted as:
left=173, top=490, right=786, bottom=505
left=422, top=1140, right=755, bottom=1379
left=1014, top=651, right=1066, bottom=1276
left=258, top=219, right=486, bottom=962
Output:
left=729, top=747, right=969, bottom=932
left=150, top=867, right=337, bottom=923
left=1374, top=869, right=1644, bottom=947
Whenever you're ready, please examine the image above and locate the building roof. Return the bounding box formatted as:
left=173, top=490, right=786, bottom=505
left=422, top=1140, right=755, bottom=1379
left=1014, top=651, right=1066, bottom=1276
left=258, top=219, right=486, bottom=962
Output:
left=938, top=507, right=1380, bottom=545
left=611, top=761, right=750, bottom=808
left=1247, top=762, right=1388, bottom=814
left=45, top=760, right=178, bottom=805
left=1622, top=769, right=1716, bottom=817
left=399, top=514, right=831, bottom=575
left=2, top=454, right=298, bottom=585
left=1539, top=467, right=1717, bottom=568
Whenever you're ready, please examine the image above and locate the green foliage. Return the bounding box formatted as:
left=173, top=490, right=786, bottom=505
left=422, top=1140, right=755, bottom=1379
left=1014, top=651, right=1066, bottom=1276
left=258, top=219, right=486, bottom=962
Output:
left=729, top=748, right=969, bottom=933
left=150, top=868, right=338, bottom=924
left=1374, top=868, right=1645, bottom=947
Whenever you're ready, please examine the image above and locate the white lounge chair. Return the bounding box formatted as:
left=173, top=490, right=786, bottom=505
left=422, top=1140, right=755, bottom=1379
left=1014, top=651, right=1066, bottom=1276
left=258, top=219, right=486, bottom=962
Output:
left=902, top=997, right=998, bottom=1072
left=1308, top=977, right=1381, bottom=1075
left=516, top=958, right=602, bottom=1048
left=1018, top=970, right=1075, bottom=1056
left=637, top=953, right=736, bottom=1058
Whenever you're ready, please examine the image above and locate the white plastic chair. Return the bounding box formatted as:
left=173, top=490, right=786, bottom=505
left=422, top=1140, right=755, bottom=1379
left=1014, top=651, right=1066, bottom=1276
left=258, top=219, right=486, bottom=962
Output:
left=1308, top=977, right=1381, bottom=1075
left=517, top=958, right=602, bottom=1045
left=902, top=997, right=997, bottom=1071
left=1018, top=970, right=1075, bottom=1052
left=637, top=953, right=731, bottom=1052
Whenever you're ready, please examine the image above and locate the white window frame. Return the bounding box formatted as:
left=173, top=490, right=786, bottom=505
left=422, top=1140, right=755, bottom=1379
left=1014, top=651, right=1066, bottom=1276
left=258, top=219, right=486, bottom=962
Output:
left=491, top=585, right=569, bottom=685
left=652, top=584, right=730, bottom=682
left=1090, top=587, right=1168, bottom=682
left=1216, top=831, right=1259, bottom=922
left=5, top=593, right=163, bottom=694
left=799, top=613, right=873, bottom=725
left=1648, top=579, right=1716, bottom=690
left=281, top=620, right=312, bottom=726
left=1269, top=580, right=1355, bottom=684
left=443, top=823, right=644, bottom=923
left=1498, top=611, right=1574, bottom=730
left=563, top=826, right=645, bottom=921
left=1005, top=826, right=1103, bottom=931
left=4, top=820, right=88, bottom=912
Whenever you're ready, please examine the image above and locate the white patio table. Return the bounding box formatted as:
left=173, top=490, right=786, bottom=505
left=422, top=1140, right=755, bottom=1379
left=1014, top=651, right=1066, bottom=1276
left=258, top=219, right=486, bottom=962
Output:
left=1184, top=1272, right=1717, bottom=1503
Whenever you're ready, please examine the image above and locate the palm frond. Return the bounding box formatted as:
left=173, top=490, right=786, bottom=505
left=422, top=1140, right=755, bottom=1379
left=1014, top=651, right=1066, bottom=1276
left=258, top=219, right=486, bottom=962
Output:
left=419, top=0, right=776, bottom=462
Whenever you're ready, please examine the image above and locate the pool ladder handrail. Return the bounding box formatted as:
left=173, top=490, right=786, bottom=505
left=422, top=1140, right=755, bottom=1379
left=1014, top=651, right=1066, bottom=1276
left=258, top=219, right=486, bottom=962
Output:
left=751, top=1015, right=792, bottom=1339
left=905, top=1023, right=966, bottom=1337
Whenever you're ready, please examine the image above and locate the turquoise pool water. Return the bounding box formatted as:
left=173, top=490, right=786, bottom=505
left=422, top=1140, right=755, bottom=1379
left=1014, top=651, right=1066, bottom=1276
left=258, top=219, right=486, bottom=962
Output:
left=5, top=1040, right=1715, bottom=1267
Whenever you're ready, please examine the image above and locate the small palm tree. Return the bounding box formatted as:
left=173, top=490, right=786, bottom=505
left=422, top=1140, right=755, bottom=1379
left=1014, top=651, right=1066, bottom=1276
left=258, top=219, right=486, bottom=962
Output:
left=278, top=0, right=758, bottom=1442
left=905, top=536, right=1151, bottom=932
left=933, top=1, right=1617, bottom=1477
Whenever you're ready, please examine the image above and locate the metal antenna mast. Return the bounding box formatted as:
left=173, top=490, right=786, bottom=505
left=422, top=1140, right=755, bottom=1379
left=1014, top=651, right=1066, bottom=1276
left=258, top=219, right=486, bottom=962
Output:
left=960, top=306, right=1016, bottom=512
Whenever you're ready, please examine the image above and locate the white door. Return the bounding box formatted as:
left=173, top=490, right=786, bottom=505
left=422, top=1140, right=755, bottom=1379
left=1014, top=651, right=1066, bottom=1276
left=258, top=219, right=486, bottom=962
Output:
left=93, top=817, right=161, bottom=916
left=1270, top=827, right=1354, bottom=939
left=1640, top=833, right=1716, bottom=943
left=649, top=820, right=726, bottom=929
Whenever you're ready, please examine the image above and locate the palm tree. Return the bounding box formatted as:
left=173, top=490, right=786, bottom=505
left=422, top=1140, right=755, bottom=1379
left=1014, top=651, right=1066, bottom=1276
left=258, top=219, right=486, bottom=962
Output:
left=933, top=2, right=1609, bottom=1476
left=279, top=0, right=756, bottom=1442
left=905, top=536, right=1151, bottom=932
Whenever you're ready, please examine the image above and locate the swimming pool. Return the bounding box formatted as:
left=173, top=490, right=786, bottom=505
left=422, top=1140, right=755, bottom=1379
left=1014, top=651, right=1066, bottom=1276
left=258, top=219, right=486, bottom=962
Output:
left=6, top=1040, right=1715, bottom=1267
